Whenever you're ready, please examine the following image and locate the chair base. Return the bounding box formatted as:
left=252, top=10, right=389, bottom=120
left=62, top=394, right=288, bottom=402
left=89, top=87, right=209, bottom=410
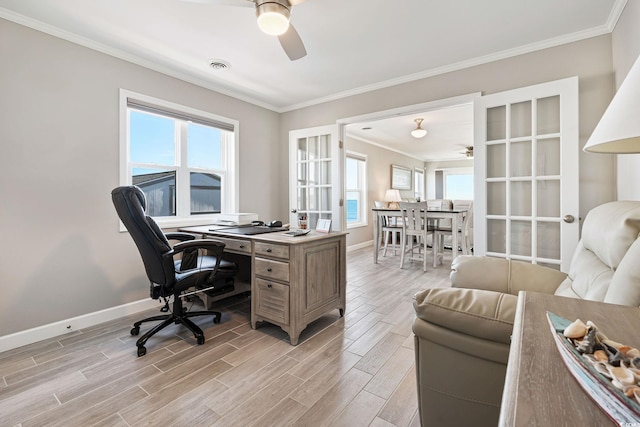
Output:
left=130, top=296, right=222, bottom=357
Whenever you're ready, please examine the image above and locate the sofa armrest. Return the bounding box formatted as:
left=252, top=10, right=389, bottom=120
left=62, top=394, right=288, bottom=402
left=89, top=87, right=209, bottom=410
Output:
left=450, top=255, right=568, bottom=296
left=413, top=287, right=517, bottom=344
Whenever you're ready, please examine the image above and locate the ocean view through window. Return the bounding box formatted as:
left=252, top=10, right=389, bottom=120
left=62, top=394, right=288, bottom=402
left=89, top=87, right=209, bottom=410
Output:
left=346, top=152, right=367, bottom=228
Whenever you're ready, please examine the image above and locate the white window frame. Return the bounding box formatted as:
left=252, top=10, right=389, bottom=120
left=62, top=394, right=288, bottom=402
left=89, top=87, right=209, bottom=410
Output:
left=414, top=167, right=425, bottom=201
left=119, top=89, right=239, bottom=229
left=345, top=151, right=368, bottom=229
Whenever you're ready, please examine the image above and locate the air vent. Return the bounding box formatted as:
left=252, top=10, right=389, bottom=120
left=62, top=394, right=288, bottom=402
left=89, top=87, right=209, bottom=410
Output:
left=209, top=59, right=231, bottom=70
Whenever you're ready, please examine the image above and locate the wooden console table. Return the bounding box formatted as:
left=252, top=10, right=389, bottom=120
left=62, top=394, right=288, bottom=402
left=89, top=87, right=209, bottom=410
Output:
left=180, top=226, right=347, bottom=345
left=500, top=291, right=640, bottom=426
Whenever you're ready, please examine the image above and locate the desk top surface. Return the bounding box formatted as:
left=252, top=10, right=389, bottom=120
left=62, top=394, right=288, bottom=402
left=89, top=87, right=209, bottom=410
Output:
left=180, top=225, right=347, bottom=245
left=372, top=208, right=467, bottom=213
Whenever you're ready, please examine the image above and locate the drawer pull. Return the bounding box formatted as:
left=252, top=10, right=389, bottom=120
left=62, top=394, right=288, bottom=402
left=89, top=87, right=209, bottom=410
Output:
left=267, top=268, right=273, bottom=272
left=240, top=245, right=245, bottom=249
left=266, top=248, right=272, bottom=253
left=267, top=284, right=273, bottom=288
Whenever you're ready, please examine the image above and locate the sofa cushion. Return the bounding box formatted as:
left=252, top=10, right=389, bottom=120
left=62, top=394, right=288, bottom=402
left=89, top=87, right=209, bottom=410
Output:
left=413, top=287, right=516, bottom=344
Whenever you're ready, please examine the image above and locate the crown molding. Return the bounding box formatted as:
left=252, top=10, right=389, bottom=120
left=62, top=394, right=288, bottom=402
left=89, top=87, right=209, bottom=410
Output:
left=2, top=4, right=621, bottom=114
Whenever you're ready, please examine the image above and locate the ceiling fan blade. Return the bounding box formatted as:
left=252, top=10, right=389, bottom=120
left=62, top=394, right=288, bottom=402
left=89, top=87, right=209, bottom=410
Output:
left=278, top=24, right=307, bottom=61
left=287, top=0, right=309, bottom=5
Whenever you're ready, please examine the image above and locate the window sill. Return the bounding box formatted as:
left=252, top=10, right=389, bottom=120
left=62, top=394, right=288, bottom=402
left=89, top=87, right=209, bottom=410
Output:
left=118, top=214, right=223, bottom=232
left=347, top=222, right=368, bottom=230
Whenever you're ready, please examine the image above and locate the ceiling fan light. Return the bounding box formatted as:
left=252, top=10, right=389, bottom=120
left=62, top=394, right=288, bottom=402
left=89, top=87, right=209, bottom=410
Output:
left=256, top=2, right=290, bottom=36
left=411, top=118, right=427, bottom=138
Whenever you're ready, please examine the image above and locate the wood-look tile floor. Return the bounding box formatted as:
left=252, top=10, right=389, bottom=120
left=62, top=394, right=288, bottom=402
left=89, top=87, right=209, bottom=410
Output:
left=0, top=246, right=453, bottom=427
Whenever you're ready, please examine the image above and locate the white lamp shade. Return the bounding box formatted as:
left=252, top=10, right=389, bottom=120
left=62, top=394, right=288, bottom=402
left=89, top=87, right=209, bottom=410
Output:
left=584, top=54, right=640, bottom=153
left=384, top=189, right=402, bottom=202
left=411, top=128, right=427, bottom=138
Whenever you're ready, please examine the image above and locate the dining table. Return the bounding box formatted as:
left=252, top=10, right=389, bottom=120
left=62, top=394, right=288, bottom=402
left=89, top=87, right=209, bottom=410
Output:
left=372, top=207, right=468, bottom=265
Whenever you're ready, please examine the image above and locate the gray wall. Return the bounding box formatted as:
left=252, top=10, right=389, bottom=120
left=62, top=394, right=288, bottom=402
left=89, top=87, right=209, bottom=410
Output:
left=612, top=0, right=640, bottom=200
left=280, top=35, right=617, bottom=229
left=344, top=137, right=423, bottom=247
left=0, top=19, right=281, bottom=336
left=1, top=9, right=630, bottom=338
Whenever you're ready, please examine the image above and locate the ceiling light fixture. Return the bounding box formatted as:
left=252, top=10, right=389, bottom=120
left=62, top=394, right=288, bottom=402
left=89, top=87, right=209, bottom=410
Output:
left=256, top=1, right=291, bottom=36
left=411, top=118, right=427, bottom=138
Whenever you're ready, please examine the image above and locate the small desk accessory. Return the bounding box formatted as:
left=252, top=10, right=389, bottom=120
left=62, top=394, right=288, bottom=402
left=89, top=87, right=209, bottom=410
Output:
left=316, top=219, right=331, bottom=233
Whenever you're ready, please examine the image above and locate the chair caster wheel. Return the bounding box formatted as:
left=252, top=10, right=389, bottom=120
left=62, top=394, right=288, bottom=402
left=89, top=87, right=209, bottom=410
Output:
left=213, top=314, right=221, bottom=324
left=130, top=326, right=140, bottom=336
left=197, top=336, right=205, bottom=345
left=137, top=346, right=146, bottom=357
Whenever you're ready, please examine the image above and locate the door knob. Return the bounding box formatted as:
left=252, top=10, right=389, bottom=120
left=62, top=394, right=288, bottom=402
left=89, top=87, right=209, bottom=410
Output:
left=563, top=214, right=575, bottom=223
left=291, top=209, right=298, bottom=213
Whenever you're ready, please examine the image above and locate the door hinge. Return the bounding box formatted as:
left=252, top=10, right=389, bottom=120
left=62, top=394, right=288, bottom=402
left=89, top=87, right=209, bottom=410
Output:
left=339, top=199, right=344, bottom=207
left=339, top=140, right=343, bottom=149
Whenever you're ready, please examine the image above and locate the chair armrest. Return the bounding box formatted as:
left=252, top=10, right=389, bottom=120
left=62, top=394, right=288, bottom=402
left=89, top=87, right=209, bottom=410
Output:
left=165, top=232, right=196, bottom=242
left=413, top=287, right=517, bottom=344
left=450, top=255, right=567, bottom=296
left=170, top=239, right=225, bottom=256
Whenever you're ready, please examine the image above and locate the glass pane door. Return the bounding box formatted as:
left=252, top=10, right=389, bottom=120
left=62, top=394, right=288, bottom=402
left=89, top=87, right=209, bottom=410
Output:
left=289, top=125, right=342, bottom=231
left=474, top=78, right=579, bottom=271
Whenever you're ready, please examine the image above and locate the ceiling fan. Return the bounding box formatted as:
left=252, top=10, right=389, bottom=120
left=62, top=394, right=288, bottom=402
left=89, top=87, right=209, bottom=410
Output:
left=460, top=146, right=474, bottom=158
left=188, top=0, right=309, bottom=61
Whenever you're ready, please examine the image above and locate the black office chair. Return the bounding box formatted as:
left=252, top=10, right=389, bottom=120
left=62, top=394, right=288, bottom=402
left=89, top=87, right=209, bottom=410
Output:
left=111, top=185, right=238, bottom=356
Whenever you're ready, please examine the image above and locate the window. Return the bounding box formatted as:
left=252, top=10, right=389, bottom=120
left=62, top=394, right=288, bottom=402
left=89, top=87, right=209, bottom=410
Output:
left=345, top=152, right=367, bottom=228
left=414, top=168, right=425, bottom=201
left=444, top=168, right=474, bottom=199
left=120, top=90, right=238, bottom=228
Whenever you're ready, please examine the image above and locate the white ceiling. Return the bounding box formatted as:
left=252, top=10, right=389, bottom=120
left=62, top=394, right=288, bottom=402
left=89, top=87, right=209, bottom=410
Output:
left=0, top=0, right=625, bottom=160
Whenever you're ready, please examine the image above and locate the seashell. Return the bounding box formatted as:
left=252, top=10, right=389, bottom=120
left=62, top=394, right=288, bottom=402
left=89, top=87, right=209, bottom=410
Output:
left=633, top=357, right=640, bottom=369
left=593, top=349, right=609, bottom=362
left=576, top=326, right=598, bottom=354
left=603, top=339, right=625, bottom=350
left=610, top=349, right=630, bottom=367
left=624, top=385, right=640, bottom=397
left=634, top=389, right=640, bottom=405
left=619, top=345, right=633, bottom=355
left=627, top=348, right=640, bottom=359
left=564, top=319, right=588, bottom=339
left=590, top=361, right=613, bottom=379
left=608, top=365, right=636, bottom=387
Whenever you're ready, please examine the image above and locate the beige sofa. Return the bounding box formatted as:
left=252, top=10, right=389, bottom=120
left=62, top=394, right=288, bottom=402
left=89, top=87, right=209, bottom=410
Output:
left=412, top=201, right=640, bottom=427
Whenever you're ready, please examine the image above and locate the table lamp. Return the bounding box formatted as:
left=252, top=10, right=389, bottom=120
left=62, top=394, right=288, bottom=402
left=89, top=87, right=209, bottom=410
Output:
left=584, top=54, right=640, bottom=154
left=384, top=189, right=402, bottom=209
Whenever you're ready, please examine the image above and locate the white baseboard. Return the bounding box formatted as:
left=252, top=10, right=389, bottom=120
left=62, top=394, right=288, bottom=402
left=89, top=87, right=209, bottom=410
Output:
left=0, top=298, right=160, bottom=353
left=347, top=240, right=373, bottom=252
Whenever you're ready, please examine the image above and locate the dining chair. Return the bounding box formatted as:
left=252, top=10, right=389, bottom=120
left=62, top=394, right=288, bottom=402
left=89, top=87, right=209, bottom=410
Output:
left=399, top=201, right=433, bottom=271
left=433, top=201, right=474, bottom=266
left=375, top=201, right=403, bottom=256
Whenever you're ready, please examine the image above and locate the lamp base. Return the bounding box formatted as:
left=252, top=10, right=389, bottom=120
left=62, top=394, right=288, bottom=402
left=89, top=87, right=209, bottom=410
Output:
left=388, top=202, right=400, bottom=209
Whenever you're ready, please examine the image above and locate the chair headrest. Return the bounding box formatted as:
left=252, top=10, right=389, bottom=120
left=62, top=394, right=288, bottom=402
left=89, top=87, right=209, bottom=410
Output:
left=581, top=201, right=640, bottom=269
left=111, top=185, right=147, bottom=211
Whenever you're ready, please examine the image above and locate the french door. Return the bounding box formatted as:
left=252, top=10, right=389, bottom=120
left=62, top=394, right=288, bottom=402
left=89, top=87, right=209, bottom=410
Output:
left=474, top=77, right=579, bottom=272
left=289, top=125, right=343, bottom=231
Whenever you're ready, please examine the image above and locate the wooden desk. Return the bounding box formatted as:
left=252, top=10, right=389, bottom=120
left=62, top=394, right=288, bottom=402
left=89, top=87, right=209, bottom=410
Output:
left=372, top=207, right=467, bottom=265
left=500, top=291, right=640, bottom=426
left=180, top=226, right=347, bottom=345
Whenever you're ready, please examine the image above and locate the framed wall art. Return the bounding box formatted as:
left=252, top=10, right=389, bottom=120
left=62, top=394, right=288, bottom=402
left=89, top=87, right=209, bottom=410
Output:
left=391, top=164, right=412, bottom=190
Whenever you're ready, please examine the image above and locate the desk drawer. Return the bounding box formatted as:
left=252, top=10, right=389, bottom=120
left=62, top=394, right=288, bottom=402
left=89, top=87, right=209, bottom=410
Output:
left=212, top=237, right=251, bottom=254
left=255, top=278, right=289, bottom=324
left=255, top=257, right=289, bottom=282
left=255, top=242, right=289, bottom=260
